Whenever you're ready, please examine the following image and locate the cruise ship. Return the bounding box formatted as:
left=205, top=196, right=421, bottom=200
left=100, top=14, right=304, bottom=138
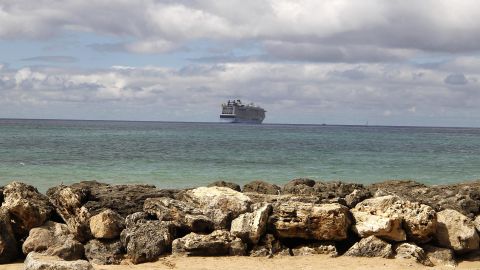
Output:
left=220, top=99, right=266, bottom=124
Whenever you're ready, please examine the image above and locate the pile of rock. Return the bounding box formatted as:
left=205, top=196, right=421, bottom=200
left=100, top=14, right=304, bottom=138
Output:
left=0, top=178, right=479, bottom=269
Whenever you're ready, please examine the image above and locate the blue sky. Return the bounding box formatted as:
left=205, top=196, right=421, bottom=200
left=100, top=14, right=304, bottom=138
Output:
left=1, top=0, right=480, bottom=126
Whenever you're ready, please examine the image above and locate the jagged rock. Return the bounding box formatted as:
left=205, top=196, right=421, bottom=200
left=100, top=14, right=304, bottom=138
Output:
left=84, top=239, right=124, bottom=265
left=24, top=252, right=93, bottom=270
left=270, top=202, right=351, bottom=240
left=369, top=180, right=480, bottom=217
left=208, top=181, right=241, bottom=192
left=435, top=209, right=479, bottom=253
left=172, top=230, right=246, bottom=256
left=249, top=234, right=289, bottom=257
left=181, top=186, right=252, bottom=229
left=0, top=208, right=19, bottom=263
left=243, top=181, right=281, bottom=195
left=291, top=242, right=338, bottom=257
left=47, top=181, right=177, bottom=242
left=282, top=178, right=316, bottom=195
left=144, top=197, right=213, bottom=233
left=474, top=215, right=480, bottom=232
left=422, top=245, right=457, bottom=267
left=2, top=181, right=53, bottom=237
left=230, top=203, right=272, bottom=244
left=313, top=181, right=371, bottom=207
left=352, top=195, right=436, bottom=243
left=351, top=210, right=405, bottom=242
left=124, top=212, right=150, bottom=228
left=89, top=209, right=125, bottom=239
left=344, top=235, right=393, bottom=258
left=394, top=243, right=433, bottom=266
left=22, top=221, right=84, bottom=261
left=120, top=220, right=175, bottom=264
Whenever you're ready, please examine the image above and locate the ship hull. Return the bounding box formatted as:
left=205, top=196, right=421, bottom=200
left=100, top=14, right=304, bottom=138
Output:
left=220, top=117, right=264, bottom=124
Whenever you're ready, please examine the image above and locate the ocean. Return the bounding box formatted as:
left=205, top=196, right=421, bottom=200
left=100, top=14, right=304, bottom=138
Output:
left=1, top=119, right=480, bottom=192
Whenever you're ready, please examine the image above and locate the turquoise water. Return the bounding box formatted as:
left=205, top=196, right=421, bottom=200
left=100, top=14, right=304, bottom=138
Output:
left=1, top=119, right=480, bottom=192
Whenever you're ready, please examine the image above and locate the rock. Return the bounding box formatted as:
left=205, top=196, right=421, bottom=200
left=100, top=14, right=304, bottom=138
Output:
left=0, top=208, right=19, bottom=263
left=352, top=195, right=436, bottom=243
left=124, top=212, right=150, bottom=228
left=172, top=230, right=246, bottom=256
left=351, top=210, right=405, bottom=242
left=243, top=181, right=281, bottom=195
left=282, top=178, right=316, bottom=195
left=181, top=186, right=252, bottom=229
left=474, top=215, right=480, bottom=232
left=208, top=181, right=241, bottom=192
left=24, top=252, right=93, bottom=270
left=344, top=236, right=393, bottom=258
left=270, top=202, right=351, bottom=240
left=2, top=181, right=53, bottom=237
left=369, top=180, right=480, bottom=217
left=249, top=234, right=289, bottom=257
left=47, top=181, right=177, bottom=242
left=144, top=197, right=213, bottom=233
left=313, top=181, right=371, bottom=207
left=422, top=245, right=457, bottom=267
left=120, top=220, right=175, bottom=264
left=22, top=221, right=84, bottom=261
left=394, top=243, right=433, bottom=266
left=230, top=203, right=272, bottom=244
left=435, top=209, right=479, bottom=253
left=84, top=239, right=124, bottom=265
left=89, top=209, right=125, bottom=239
left=291, top=242, right=337, bottom=257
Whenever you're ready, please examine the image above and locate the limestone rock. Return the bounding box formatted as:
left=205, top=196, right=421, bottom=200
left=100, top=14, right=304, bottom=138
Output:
left=345, top=188, right=372, bottom=208
left=270, top=202, right=351, bottom=240
left=84, top=239, right=124, bottom=265
left=0, top=208, right=19, bottom=263
left=282, top=178, right=316, bottom=195
left=352, top=195, right=436, bottom=243
left=422, top=245, right=457, bottom=267
left=24, top=252, right=93, bottom=270
left=474, top=215, right=480, bottom=232
left=144, top=197, right=213, bottom=233
left=120, top=220, right=175, bottom=264
left=435, top=209, right=479, bottom=253
left=344, top=236, right=393, bottom=258
left=351, top=210, right=405, bottom=242
left=181, top=186, right=252, bottom=229
left=313, top=181, right=371, bottom=207
left=207, top=181, right=241, bottom=191
left=394, top=243, right=433, bottom=266
left=231, top=203, right=272, bottom=244
left=368, top=180, right=480, bottom=217
left=291, top=242, right=337, bottom=257
left=89, top=209, right=125, bottom=239
left=124, top=212, right=150, bottom=228
left=3, top=181, right=53, bottom=237
left=249, top=234, right=289, bottom=257
left=243, top=181, right=281, bottom=195
left=47, top=181, right=177, bottom=242
left=22, top=221, right=84, bottom=261
left=172, top=230, right=246, bottom=256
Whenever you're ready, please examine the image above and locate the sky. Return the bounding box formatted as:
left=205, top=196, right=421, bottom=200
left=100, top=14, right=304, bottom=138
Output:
left=1, top=0, right=480, bottom=126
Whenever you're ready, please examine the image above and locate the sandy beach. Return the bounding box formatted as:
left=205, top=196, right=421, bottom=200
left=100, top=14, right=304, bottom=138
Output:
left=2, top=255, right=480, bottom=270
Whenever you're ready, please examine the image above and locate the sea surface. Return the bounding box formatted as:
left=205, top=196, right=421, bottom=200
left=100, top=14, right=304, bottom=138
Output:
left=1, top=119, right=480, bottom=192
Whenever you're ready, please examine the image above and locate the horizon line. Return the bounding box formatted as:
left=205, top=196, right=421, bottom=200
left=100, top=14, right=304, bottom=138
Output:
left=0, top=117, right=479, bottom=129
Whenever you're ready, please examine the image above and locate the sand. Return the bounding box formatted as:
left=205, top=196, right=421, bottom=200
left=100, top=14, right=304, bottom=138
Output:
left=2, top=255, right=480, bottom=270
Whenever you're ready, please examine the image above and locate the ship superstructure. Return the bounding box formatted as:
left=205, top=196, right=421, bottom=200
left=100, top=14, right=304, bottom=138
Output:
left=220, top=99, right=266, bottom=124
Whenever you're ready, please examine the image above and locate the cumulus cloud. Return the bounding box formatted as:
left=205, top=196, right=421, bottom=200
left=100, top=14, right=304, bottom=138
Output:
left=1, top=0, right=480, bottom=59
left=444, top=73, right=468, bottom=85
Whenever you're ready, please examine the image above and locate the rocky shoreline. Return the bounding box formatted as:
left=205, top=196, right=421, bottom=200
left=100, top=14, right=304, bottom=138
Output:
left=1, top=179, right=480, bottom=269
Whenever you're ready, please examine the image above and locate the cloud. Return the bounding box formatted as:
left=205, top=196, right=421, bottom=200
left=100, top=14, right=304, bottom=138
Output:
left=444, top=73, right=468, bottom=85
left=21, top=56, right=77, bottom=63
left=2, top=1, right=480, bottom=59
